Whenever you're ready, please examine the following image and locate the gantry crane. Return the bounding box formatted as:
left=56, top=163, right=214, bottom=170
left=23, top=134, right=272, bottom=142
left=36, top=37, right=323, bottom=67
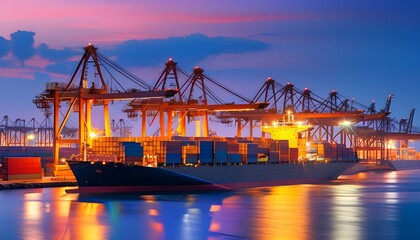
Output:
left=34, top=44, right=177, bottom=168
left=123, top=59, right=268, bottom=138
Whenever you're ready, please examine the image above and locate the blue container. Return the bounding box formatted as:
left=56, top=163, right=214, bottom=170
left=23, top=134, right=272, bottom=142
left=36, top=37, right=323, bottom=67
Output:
left=199, top=141, right=214, bottom=164
left=166, top=153, right=182, bottom=165
left=214, top=151, right=228, bottom=163
left=185, top=153, right=198, bottom=164
left=122, top=142, right=144, bottom=157
left=228, top=153, right=242, bottom=163
left=247, top=154, right=258, bottom=163
left=214, top=141, right=228, bottom=163
left=269, top=151, right=279, bottom=163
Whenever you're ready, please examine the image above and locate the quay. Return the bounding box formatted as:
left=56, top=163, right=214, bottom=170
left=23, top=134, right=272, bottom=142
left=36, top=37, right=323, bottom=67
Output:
left=0, top=177, right=77, bottom=191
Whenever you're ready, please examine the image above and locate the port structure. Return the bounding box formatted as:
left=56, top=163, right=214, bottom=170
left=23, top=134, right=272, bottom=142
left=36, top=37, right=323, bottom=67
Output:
left=29, top=44, right=420, bottom=166
left=0, top=115, right=129, bottom=147
left=33, top=44, right=177, bottom=167
left=215, top=78, right=420, bottom=161
left=0, top=115, right=60, bottom=146
left=123, top=58, right=268, bottom=138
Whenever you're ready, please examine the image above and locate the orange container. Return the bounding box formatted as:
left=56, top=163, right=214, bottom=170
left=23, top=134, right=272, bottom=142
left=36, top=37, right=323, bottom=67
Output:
left=3, top=157, right=42, bottom=175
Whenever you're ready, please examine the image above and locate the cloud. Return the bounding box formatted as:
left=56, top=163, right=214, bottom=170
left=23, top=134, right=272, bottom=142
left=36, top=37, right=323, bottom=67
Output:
left=0, top=36, right=9, bottom=58
left=38, top=43, right=80, bottom=62
left=0, top=30, right=82, bottom=80
left=104, top=33, right=270, bottom=68
left=0, top=31, right=270, bottom=83
left=10, top=30, right=36, bottom=63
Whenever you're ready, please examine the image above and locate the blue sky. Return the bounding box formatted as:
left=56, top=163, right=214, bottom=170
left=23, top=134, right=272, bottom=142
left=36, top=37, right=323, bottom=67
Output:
left=0, top=0, right=419, bottom=137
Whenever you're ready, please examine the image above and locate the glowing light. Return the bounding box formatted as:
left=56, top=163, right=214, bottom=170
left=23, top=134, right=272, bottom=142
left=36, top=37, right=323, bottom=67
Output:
left=385, top=192, right=399, bottom=204
left=209, top=205, right=221, bottom=212
left=89, top=132, right=97, bottom=138
left=149, top=209, right=159, bottom=216
left=27, top=134, right=35, bottom=140
left=385, top=171, right=398, bottom=183
left=387, top=140, right=396, bottom=149
left=339, top=120, right=352, bottom=126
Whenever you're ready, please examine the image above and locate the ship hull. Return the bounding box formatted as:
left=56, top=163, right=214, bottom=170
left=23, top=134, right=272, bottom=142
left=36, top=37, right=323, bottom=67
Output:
left=66, top=160, right=356, bottom=194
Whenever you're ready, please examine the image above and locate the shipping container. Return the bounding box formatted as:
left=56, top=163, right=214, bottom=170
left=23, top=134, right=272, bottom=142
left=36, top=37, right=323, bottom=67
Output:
left=166, top=153, right=182, bottom=165
left=269, top=151, right=279, bottom=163
left=198, top=141, right=213, bottom=164
left=228, top=153, right=242, bottom=163
left=289, top=148, right=298, bottom=162
left=183, top=145, right=198, bottom=164
left=214, top=141, right=228, bottom=164
left=2, top=157, right=42, bottom=180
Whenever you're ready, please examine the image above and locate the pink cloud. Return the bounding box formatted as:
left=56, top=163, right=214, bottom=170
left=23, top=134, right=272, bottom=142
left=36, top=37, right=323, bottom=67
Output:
left=0, top=65, right=68, bottom=81
left=0, top=67, right=36, bottom=80
left=25, top=55, right=53, bottom=68
left=1, top=1, right=317, bottom=48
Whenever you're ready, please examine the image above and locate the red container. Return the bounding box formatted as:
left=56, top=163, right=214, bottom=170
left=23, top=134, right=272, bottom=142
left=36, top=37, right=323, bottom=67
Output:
left=2, top=157, right=42, bottom=180
left=289, top=148, right=298, bottom=162
left=3, top=157, right=42, bottom=175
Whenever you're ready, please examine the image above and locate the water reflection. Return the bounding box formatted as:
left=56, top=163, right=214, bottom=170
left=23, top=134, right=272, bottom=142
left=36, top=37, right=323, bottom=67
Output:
left=2, top=170, right=420, bottom=239
left=207, top=186, right=310, bottom=239
left=330, top=185, right=363, bottom=240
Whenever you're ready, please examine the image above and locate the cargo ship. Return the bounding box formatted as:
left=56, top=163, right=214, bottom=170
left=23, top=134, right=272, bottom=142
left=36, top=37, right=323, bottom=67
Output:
left=66, top=119, right=358, bottom=194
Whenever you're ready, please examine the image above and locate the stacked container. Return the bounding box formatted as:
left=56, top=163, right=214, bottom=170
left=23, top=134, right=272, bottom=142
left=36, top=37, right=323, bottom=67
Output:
left=269, top=151, right=280, bottom=163
left=268, top=141, right=280, bottom=163
left=183, top=144, right=198, bottom=164
left=246, top=143, right=258, bottom=163
left=214, top=141, right=228, bottom=164
left=278, top=140, right=289, bottom=162
left=198, top=141, right=213, bottom=164
left=1, top=157, right=42, bottom=180
left=318, top=142, right=332, bottom=161
left=165, top=141, right=182, bottom=165
left=92, top=137, right=124, bottom=159
left=289, top=148, right=298, bottom=162
left=227, top=142, right=241, bottom=163
left=122, top=142, right=143, bottom=163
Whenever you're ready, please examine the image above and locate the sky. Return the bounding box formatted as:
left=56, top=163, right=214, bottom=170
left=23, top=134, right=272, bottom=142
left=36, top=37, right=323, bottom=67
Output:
left=0, top=0, right=420, bottom=138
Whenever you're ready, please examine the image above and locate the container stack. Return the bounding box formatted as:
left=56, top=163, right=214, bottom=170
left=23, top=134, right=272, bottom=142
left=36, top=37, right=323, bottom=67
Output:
left=142, top=139, right=162, bottom=165
left=268, top=151, right=279, bottom=163
left=183, top=144, right=198, bottom=164
left=245, top=143, right=258, bottom=163
left=337, top=144, right=346, bottom=161
left=227, top=141, right=241, bottom=164
left=289, top=148, right=298, bottom=162
left=198, top=141, right=213, bottom=164
left=317, top=142, right=332, bottom=161
left=1, top=157, right=42, bottom=180
left=268, top=141, right=280, bottom=163
left=253, top=137, right=271, bottom=148
left=278, top=140, right=289, bottom=162
left=122, top=142, right=143, bottom=163
left=92, top=137, right=124, bottom=159
left=214, top=141, right=228, bottom=164
left=165, top=141, right=182, bottom=165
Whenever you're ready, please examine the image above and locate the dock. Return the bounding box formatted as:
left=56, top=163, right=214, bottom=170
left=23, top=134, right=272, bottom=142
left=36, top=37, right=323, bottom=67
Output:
left=0, top=177, right=77, bottom=191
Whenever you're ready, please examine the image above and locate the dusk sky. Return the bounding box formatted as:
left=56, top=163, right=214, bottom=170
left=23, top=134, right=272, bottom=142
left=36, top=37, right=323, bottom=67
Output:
left=1, top=0, right=419, bottom=136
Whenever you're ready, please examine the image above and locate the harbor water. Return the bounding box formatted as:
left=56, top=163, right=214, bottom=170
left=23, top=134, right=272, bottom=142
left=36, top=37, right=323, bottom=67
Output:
left=1, top=169, right=420, bottom=240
